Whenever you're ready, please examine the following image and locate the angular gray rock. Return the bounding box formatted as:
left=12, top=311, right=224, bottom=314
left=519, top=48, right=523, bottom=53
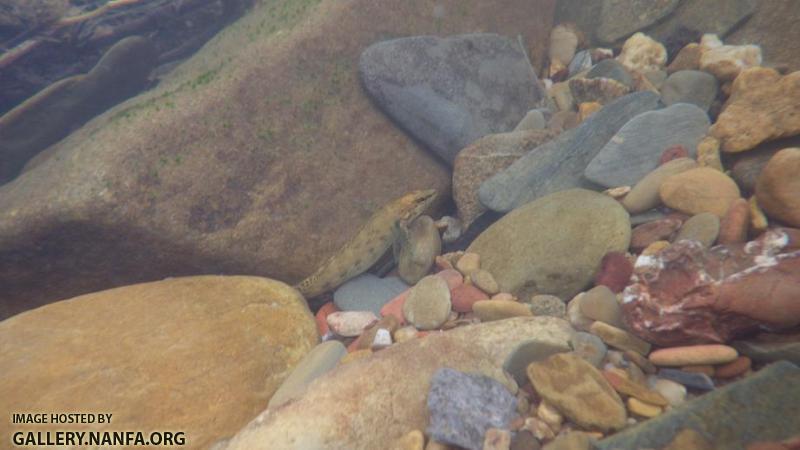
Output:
left=333, top=274, right=409, bottom=316
left=359, top=33, right=548, bottom=164
left=479, top=91, right=659, bottom=212
left=597, top=362, right=800, bottom=450
left=427, top=368, right=518, bottom=450
left=596, top=0, right=681, bottom=44
left=660, top=70, right=719, bottom=112
left=584, top=103, right=710, bottom=188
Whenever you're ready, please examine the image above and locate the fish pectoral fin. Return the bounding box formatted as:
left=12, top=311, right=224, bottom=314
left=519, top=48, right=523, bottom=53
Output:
left=392, top=220, right=410, bottom=264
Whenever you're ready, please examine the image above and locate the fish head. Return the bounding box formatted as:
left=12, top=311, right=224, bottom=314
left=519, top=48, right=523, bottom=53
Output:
left=398, top=189, right=437, bottom=222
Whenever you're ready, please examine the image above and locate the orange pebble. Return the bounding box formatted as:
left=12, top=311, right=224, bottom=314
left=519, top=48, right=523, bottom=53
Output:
left=715, top=356, right=752, bottom=378
left=380, top=289, right=409, bottom=324
left=315, top=301, right=339, bottom=336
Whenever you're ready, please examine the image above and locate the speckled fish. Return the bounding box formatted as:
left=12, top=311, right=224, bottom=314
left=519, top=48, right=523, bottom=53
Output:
left=294, top=189, right=437, bottom=298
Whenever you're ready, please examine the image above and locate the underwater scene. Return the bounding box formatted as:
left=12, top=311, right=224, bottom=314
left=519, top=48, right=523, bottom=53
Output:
left=1, top=0, right=800, bottom=448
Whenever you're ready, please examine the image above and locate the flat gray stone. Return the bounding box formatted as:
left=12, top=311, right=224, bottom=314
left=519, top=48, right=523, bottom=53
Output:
left=596, top=0, right=681, bottom=44
left=359, top=33, right=548, bottom=165
left=479, top=91, right=659, bottom=212
left=661, top=70, right=719, bottom=112
left=597, top=362, right=800, bottom=450
left=584, top=103, right=710, bottom=188
left=427, top=368, right=518, bottom=450
left=333, top=274, right=409, bottom=315
left=733, top=336, right=800, bottom=365
left=570, top=332, right=608, bottom=368
left=503, top=339, right=569, bottom=386
left=587, top=59, right=633, bottom=87
left=657, top=369, right=715, bottom=391
left=513, top=109, right=549, bottom=132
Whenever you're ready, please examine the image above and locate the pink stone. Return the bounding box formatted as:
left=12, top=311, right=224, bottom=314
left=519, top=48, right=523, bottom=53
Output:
left=594, top=251, right=634, bottom=293
left=436, top=269, right=464, bottom=290
left=622, top=228, right=800, bottom=346
left=326, top=311, right=378, bottom=337
left=451, top=284, right=489, bottom=313
left=660, top=145, right=690, bottom=165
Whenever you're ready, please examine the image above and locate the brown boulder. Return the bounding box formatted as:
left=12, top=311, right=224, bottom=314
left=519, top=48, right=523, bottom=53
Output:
left=0, top=276, right=318, bottom=450
left=756, top=148, right=800, bottom=227
left=453, top=129, right=558, bottom=228
left=622, top=228, right=800, bottom=346
left=0, top=0, right=556, bottom=319
left=710, top=68, right=800, bottom=153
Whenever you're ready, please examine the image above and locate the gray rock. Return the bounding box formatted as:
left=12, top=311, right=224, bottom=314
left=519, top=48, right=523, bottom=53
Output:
left=587, top=59, right=633, bottom=87
left=596, top=0, right=681, bottom=44
left=579, top=285, right=623, bottom=328
left=630, top=210, right=669, bottom=226
left=598, top=362, right=800, bottom=450
left=569, top=50, right=593, bottom=77
left=661, top=70, right=719, bottom=112
left=468, top=189, right=631, bottom=300
left=359, top=33, right=548, bottom=165
left=675, top=212, right=720, bottom=248
left=570, top=332, right=608, bottom=367
left=479, top=91, right=660, bottom=213
left=733, top=336, right=800, bottom=365
left=503, top=339, right=570, bottom=386
left=514, top=109, right=550, bottom=132
left=427, top=368, right=518, bottom=450
left=657, top=369, right=715, bottom=391
left=584, top=103, right=710, bottom=188
left=528, top=294, right=567, bottom=317
left=333, top=274, right=409, bottom=316
left=649, top=0, right=756, bottom=43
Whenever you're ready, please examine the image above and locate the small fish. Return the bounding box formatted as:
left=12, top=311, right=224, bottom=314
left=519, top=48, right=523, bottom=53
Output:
left=294, top=189, right=437, bottom=298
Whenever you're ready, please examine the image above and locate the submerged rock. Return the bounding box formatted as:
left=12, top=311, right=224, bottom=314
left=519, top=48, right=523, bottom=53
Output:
left=622, top=228, right=800, bottom=346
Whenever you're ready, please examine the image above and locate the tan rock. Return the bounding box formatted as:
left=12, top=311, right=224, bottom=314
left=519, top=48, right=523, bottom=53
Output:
left=756, top=148, right=800, bottom=227
left=622, top=158, right=698, bottom=214
left=456, top=252, right=481, bottom=276
left=590, top=321, right=651, bottom=355
left=667, top=43, right=702, bottom=74
left=641, top=240, right=671, bottom=256
left=483, top=428, right=512, bottom=450
left=549, top=24, right=579, bottom=66
left=527, top=353, right=627, bottom=431
left=568, top=77, right=631, bottom=105
left=617, top=32, right=667, bottom=73
left=0, top=276, right=318, bottom=450
left=392, top=430, right=425, bottom=450
left=749, top=196, right=769, bottom=232
left=697, top=136, right=723, bottom=171
left=549, top=81, right=575, bottom=111
left=649, top=345, right=738, bottom=366
left=626, top=397, right=662, bottom=418
left=473, top=300, right=533, bottom=322
left=402, top=275, right=452, bottom=330
left=710, top=68, right=800, bottom=153
left=579, top=101, right=603, bottom=122
left=222, top=317, right=574, bottom=450
left=700, top=41, right=762, bottom=82
left=660, top=168, right=741, bottom=217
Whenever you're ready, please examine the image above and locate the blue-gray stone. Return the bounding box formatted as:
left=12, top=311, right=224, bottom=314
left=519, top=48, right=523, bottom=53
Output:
left=597, top=362, right=800, bottom=450
left=568, top=50, right=593, bottom=77
left=333, top=274, right=408, bottom=315
left=502, top=339, right=569, bottom=386
left=596, top=0, right=681, bottom=44
left=570, top=332, right=607, bottom=368
left=733, top=337, right=800, bottom=365
left=513, top=108, right=551, bottom=132
left=359, top=33, right=548, bottom=165
left=661, top=70, right=719, bottom=112
left=587, top=59, right=633, bottom=87
left=478, top=91, right=660, bottom=212
left=584, top=103, right=710, bottom=188
left=427, top=368, right=517, bottom=450
left=657, top=369, right=715, bottom=391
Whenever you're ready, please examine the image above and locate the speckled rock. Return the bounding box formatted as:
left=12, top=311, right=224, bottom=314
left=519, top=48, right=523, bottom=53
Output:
left=468, top=189, right=631, bottom=300
left=221, top=317, right=574, bottom=450
left=710, top=68, right=800, bottom=153
left=659, top=168, right=741, bottom=217
left=617, top=33, right=667, bottom=73
left=427, top=368, right=517, bottom=450
left=359, top=33, right=549, bottom=164
left=0, top=276, right=318, bottom=450
left=527, top=353, right=627, bottom=431
left=623, top=158, right=699, bottom=214
left=756, top=148, right=800, bottom=227
left=697, top=135, right=724, bottom=171
left=453, top=130, right=558, bottom=227
left=660, top=70, right=719, bottom=112
left=529, top=295, right=567, bottom=317
left=622, top=229, right=800, bottom=346
left=675, top=212, right=720, bottom=247
left=584, top=103, right=710, bottom=188
left=334, top=274, right=410, bottom=316
left=398, top=215, right=442, bottom=285
left=402, top=275, right=452, bottom=330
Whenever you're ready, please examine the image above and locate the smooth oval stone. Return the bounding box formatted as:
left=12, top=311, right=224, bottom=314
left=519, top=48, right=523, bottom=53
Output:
left=570, top=331, right=607, bottom=367
left=647, top=377, right=687, bottom=407
left=649, top=345, right=738, bottom=366
left=587, top=59, right=633, bottom=87
left=513, top=109, right=548, bottom=132
left=451, top=284, right=489, bottom=313
left=675, top=212, right=720, bottom=248
left=627, top=397, right=662, bottom=418
left=623, top=158, right=698, bottom=214
left=402, top=275, right=451, bottom=330
left=567, top=293, right=594, bottom=332
left=528, top=294, right=566, bottom=317
left=503, top=340, right=570, bottom=386
left=715, top=356, right=752, bottom=378
left=660, top=70, right=719, bottom=112
left=334, top=274, right=409, bottom=316
left=326, top=311, right=378, bottom=337
left=397, top=215, right=442, bottom=285
left=657, top=369, right=715, bottom=390
left=473, top=300, right=532, bottom=322
left=590, top=321, right=651, bottom=356
left=471, top=269, right=500, bottom=295
left=585, top=103, right=710, bottom=188
left=660, top=168, right=742, bottom=217
left=579, top=285, right=623, bottom=328
left=268, top=341, right=347, bottom=409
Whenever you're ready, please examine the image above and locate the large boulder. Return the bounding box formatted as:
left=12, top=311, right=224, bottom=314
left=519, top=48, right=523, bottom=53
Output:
left=0, top=0, right=556, bottom=318
left=221, top=317, right=574, bottom=450
left=0, top=276, right=318, bottom=450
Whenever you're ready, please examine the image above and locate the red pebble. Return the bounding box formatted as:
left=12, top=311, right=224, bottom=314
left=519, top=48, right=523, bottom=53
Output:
left=315, top=301, right=339, bottom=336
left=451, top=284, right=489, bottom=313
left=660, top=145, right=689, bottom=165
left=594, top=251, right=634, bottom=293
left=436, top=269, right=464, bottom=290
